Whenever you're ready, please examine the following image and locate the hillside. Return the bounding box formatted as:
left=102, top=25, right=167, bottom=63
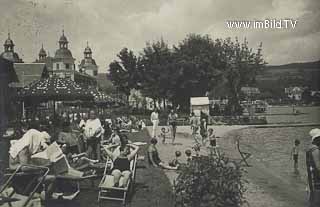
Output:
left=257, top=60, right=320, bottom=91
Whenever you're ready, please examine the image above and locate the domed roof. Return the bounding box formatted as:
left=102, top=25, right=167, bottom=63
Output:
left=80, top=58, right=97, bottom=67
left=4, top=33, right=14, bottom=46
left=84, top=41, right=92, bottom=54
left=59, top=30, right=68, bottom=43
left=84, top=46, right=92, bottom=54
left=54, top=48, right=73, bottom=59
left=0, top=51, right=22, bottom=63
left=39, top=45, right=47, bottom=56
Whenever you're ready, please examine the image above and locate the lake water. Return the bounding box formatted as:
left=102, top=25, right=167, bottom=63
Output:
left=264, top=106, right=320, bottom=124
left=232, top=126, right=315, bottom=190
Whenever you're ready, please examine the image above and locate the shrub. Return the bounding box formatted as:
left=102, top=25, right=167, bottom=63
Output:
left=174, top=154, right=246, bottom=207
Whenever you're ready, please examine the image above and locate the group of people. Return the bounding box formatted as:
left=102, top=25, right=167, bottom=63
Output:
left=150, top=108, right=179, bottom=144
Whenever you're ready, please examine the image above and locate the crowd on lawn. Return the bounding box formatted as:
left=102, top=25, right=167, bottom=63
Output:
left=3, top=107, right=320, bottom=207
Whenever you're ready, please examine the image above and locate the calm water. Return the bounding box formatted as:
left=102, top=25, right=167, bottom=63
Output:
left=265, top=106, right=320, bottom=124
left=234, top=127, right=315, bottom=188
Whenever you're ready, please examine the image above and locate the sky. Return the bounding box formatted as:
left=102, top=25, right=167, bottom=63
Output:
left=0, top=0, right=319, bottom=73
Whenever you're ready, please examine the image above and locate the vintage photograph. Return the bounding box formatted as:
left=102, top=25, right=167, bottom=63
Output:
left=0, top=0, right=319, bottom=206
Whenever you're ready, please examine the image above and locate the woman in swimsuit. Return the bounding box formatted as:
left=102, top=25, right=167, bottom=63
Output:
left=104, top=143, right=139, bottom=187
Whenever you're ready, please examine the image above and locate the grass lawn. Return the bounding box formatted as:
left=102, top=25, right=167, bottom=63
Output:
left=47, top=129, right=175, bottom=207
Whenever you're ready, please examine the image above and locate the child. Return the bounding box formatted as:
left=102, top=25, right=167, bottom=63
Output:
left=207, top=128, right=220, bottom=156
left=291, top=139, right=300, bottom=173
left=169, top=151, right=182, bottom=167
left=159, top=127, right=170, bottom=144
left=185, top=149, right=192, bottom=163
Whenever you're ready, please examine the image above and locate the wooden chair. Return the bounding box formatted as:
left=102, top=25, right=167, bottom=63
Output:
left=235, top=140, right=251, bottom=167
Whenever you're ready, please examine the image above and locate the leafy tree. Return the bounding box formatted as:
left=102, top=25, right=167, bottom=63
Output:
left=217, top=38, right=266, bottom=115
left=140, top=39, right=177, bottom=108
left=107, top=48, right=141, bottom=101
left=172, top=34, right=223, bottom=109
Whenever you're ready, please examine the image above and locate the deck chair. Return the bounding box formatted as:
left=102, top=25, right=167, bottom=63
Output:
left=54, top=154, right=99, bottom=197
left=0, top=165, right=49, bottom=207
left=98, top=151, right=137, bottom=205
left=236, top=140, right=251, bottom=167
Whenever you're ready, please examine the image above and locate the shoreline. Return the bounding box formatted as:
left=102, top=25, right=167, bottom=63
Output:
left=146, top=125, right=310, bottom=207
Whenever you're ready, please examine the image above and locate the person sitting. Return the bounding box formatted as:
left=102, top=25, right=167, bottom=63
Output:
left=185, top=149, right=192, bottom=164
left=103, top=143, right=139, bottom=187
left=104, top=128, right=121, bottom=145
left=61, top=143, right=98, bottom=170
left=148, top=138, right=178, bottom=170
left=9, top=128, right=51, bottom=169
left=169, top=151, right=182, bottom=168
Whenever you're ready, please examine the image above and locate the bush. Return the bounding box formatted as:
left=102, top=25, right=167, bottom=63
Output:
left=174, top=154, right=246, bottom=207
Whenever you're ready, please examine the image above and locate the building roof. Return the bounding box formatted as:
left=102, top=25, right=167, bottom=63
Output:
left=59, top=30, right=68, bottom=43
left=0, top=57, right=18, bottom=83
left=80, top=58, right=97, bottom=67
left=190, top=97, right=210, bottom=105
left=54, top=48, right=73, bottom=59
left=4, top=33, right=14, bottom=46
left=0, top=51, right=22, bottom=63
left=11, top=63, right=48, bottom=87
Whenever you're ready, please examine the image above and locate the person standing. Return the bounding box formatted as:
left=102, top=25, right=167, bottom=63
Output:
left=150, top=108, right=159, bottom=138
left=84, top=110, right=104, bottom=160
left=168, top=109, right=178, bottom=144
left=306, top=128, right=320, bottom=206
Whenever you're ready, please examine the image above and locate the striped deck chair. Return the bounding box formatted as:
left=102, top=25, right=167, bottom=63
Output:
left=98, top=146, right=138, bottom=205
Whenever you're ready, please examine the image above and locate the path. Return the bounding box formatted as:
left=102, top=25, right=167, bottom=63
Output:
left=147, top=125, right=309, bottom=207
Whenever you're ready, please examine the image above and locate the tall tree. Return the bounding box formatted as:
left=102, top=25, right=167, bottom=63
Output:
left=172, top=34, right=223, bottom=109
left=218, top=37, right=266, bottom=114
left=140, top=39, right=176, bottom=108
left=107, top=48, right=141, bottom=101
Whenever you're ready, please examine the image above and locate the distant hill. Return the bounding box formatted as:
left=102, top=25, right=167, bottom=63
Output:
left=257, top=60, right=320, bottom=91
left=266, top=60, right=320, bottom=70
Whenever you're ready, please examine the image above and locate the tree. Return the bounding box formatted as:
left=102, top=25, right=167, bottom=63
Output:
left=172, top=34, right=223, bottom=109
left=217, top=38, right=266, bottom=115
left=107, top=48, right=141, bottom=101
left=140, top=39, right=177, bottom=108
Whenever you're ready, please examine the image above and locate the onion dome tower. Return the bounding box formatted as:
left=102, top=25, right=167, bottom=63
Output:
left=79, top=41, right=98, bottom=76
left=53, top=30, right=75, bottom=70
left=38, top=44, right=47, bottom=61
left=0, top=33, right=23, bottom=63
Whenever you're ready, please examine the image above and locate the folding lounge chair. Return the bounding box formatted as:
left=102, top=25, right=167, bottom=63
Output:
left=98, top=152, right=137, bottom=205
left=236, top=140, right=251, bottom=167
left=0, top=165, right=49, bottom=207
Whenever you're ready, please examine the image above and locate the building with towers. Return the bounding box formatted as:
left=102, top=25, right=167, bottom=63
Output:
left=0, top=33, right=23, bottom=63
left=79, top=42, right=98, bottom=76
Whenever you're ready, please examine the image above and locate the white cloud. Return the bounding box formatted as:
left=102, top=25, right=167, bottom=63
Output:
left=0, top=0, right=319, bottom=72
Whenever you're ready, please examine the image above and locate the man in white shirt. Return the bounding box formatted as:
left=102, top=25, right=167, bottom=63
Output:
left=84, top=110, right=104, bottom=160
left=150, top=109, right=159, bottom=138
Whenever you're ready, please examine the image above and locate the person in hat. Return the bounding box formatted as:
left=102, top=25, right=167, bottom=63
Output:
left=306, top=128, right=320, bottom=206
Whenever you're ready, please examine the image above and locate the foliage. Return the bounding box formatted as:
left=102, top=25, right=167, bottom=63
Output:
left=107, top=48, right=141, bottom=99
left=174, top=154, right=246, bottom=207
left=107, top=34, right=266, bottom=114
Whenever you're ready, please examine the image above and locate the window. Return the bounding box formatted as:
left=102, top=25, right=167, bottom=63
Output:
left=56, top=63, right=59, bottom=70
left=65, top=63, right=70, bottom=69
left=93, top=70, right=98, bottom=76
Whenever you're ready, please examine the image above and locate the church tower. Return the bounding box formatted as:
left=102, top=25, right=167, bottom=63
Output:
left=79, top=41, right=98, bottom=76
left=0, top=33, right=23, bottom=63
